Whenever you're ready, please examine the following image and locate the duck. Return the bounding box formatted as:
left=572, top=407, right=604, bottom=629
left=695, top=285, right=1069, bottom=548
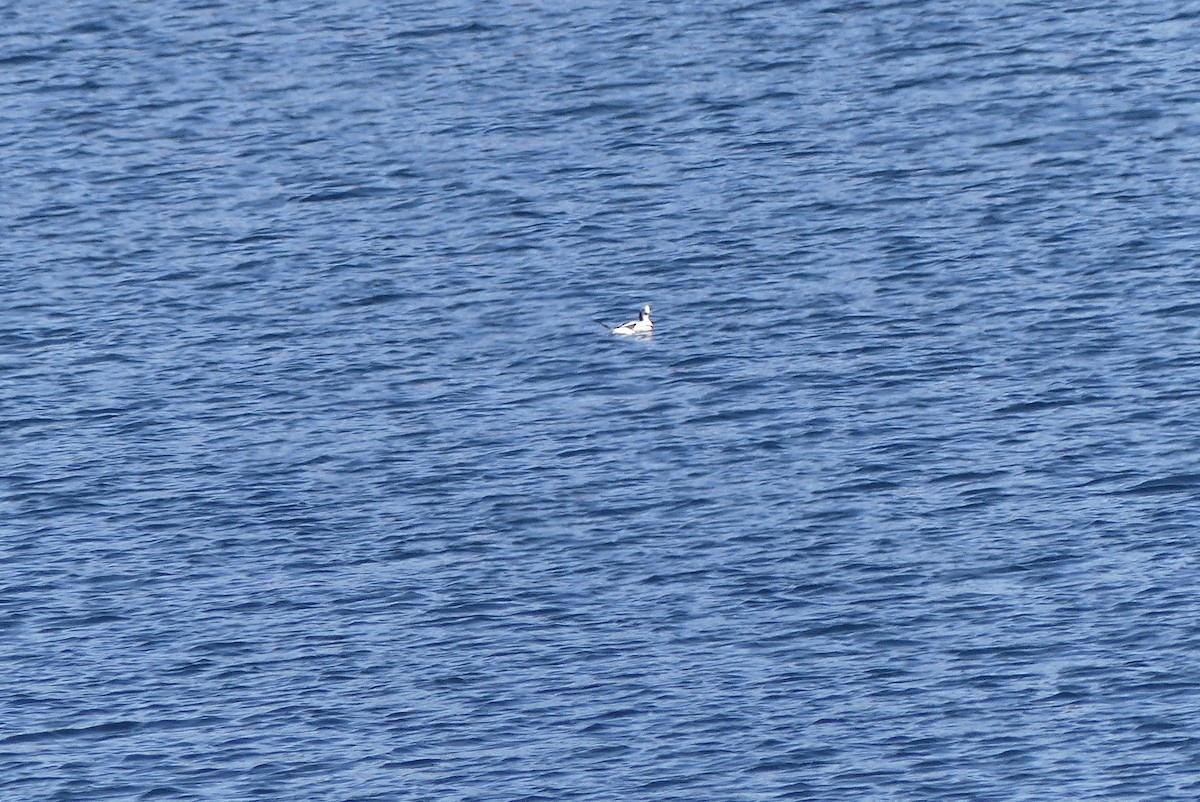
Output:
left=611, top=304, right=653, bottom=335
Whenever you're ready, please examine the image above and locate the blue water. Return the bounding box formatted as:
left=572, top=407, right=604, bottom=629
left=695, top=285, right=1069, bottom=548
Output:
left=5, top=1, right=1200, bottom=799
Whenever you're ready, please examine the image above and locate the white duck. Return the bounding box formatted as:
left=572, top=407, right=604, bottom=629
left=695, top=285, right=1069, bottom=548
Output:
left=611, top=304, right=653, bottom=335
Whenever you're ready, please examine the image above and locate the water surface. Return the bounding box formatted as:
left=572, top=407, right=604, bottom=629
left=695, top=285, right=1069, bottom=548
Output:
left=4, top=1, right=1200, bottom=799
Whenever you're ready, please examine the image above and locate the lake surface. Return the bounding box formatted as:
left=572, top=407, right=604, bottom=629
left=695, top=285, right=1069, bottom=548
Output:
left=5, top=1, right=1200, bottom=799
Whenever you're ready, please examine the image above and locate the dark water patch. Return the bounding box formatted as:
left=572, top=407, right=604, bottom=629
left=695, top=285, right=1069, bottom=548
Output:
left=1, top=720, right=141, bottom=746
left=297, top=185, right=391, bottom=203
left=0, top=52, right=55, bottom=67
left=1124, top=474, right=1200, bottom=495
left=389, top=21, right=495, bottom=41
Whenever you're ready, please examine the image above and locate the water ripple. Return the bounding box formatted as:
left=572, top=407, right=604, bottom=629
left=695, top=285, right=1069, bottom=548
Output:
left=5, top=0, right=1200, bottom=800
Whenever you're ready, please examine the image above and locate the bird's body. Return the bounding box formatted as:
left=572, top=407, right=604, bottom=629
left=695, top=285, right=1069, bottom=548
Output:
left=611, top=304, right=653, bottom=335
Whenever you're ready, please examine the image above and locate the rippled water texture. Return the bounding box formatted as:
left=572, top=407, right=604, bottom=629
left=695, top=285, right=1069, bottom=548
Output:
left=5, top=1, right=1200, bottom=799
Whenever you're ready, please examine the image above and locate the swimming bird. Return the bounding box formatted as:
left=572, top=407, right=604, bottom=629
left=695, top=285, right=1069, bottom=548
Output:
left=610, top=304, right=653, bottom=335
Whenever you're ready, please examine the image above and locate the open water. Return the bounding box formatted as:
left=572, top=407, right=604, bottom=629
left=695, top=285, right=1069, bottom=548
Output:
left=5, top=1, right=1200, bottom=799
